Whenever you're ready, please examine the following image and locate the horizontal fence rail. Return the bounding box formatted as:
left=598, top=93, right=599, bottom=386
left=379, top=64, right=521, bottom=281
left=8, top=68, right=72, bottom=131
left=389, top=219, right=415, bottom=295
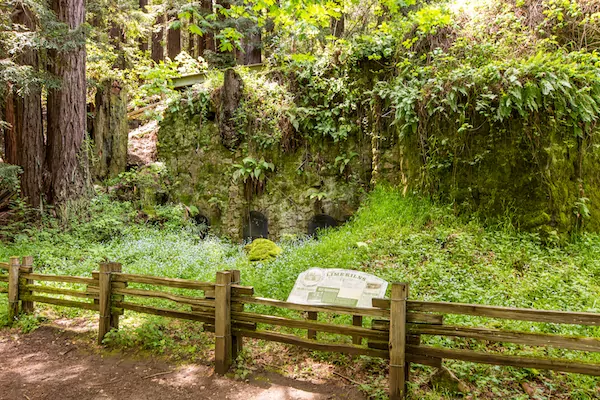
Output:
left=1, top=256, right=600, bottom=399
left=111, top=273, right=215, bottom=291
left=231, top=296, right=390, bottom=318
left=408, top=344, right=600, bottom=376
left=372, top=298, right=600, bottom=326
left=410, top=324, right=600, bottom=352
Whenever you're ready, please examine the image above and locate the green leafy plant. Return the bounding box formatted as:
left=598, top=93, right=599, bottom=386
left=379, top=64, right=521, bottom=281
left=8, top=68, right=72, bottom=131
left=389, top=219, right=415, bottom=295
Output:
left=216, top=27, right=244, bottom=53
left=232, top=157, right=275, bottom=198
left=358, top=374, right=388, bottom=400
left=102, top=327, right=135, bottom=348
left=574, top=197, right=591, bottom=219
left=0, top=164, right=22, bottom=193
left=232, top=157, right=275, bottom=183
left=334, top=152, right=358, bottom=174
left=307, top=189, right=328, bottom=201
left=414, top=5, right=453, bottom=35
left=16, top=314, right=45, bottom=333
left=233, top=350, right=253, bottom=381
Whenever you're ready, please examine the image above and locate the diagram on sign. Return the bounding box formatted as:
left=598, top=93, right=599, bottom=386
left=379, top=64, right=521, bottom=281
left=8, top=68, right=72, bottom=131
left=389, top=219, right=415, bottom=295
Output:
left=287, top=268, right=388, bottom=308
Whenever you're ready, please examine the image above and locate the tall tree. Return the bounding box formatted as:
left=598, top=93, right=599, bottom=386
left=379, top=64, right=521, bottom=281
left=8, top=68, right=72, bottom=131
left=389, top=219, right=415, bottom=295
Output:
left=12, top=5, right=44, bottom=208
left=167, top=12, right=181, bottom=59
left=109, top=21, right=126, bottom=69
left=2, top=86, right=16, bottom=165
left=92, top=80, right=128, bottom=180
left=331, top=15, right=344, bottom=38
left=236, top=31, right=261, bottom=65
left=46, top=0, right=90, bottom=204
left=187, top=10, right=196, bottom=56
left=201, top=0, right=215, bottom=53
left=151, top=13, right=165, bottom=62
left=90, top=1, right=129, bottom=181
left=139, top=0, right=149, bottom=52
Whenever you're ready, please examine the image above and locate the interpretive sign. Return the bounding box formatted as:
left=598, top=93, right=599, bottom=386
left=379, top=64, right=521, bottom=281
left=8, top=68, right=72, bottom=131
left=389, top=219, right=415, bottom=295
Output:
left=287, top=268, right=388, bottom=308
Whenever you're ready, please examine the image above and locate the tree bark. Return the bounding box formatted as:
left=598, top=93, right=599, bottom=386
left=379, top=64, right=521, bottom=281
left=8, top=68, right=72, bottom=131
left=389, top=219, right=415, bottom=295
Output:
left=3, top=86, right=17, bottom=165
left=46, top=0, right=90, bottom=205
left=331, top=15, right=345, bottom=38
left=0, top=104, right=4, bottom=161
left=92, top=80, right=128, bottom=180
left=196, top=22, right=206, bottom=56
left=219, top=69, right=243, bottom=149
left=151, top=13, right=165, bottom=62
left=109, top=22, right=126, bottom=69
left=250, top=32, right=262, bottom=64
left=187, top=13, right=195, bottom=56
left=139, top=0, right=149, bottom=52
left=12, top=5, right=44, bottom=208
left=240, top=32, right=261, bottom=65
left=167, top=16, right=181, bottom=59
left=199, top=0, right=214, bottom=54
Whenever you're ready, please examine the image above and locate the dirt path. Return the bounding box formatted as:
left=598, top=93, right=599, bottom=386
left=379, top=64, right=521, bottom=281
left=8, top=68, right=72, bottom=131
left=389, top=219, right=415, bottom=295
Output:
left=0, top=325, right=365, bottom=400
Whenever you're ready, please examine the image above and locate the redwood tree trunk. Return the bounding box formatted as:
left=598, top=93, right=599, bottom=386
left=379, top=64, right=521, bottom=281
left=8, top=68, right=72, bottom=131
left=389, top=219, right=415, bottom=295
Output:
left=3, top=87, right=17, bottom=165
left=46, top=0, right=89, bottom=204
left=203, top=0, right=215, bottom=52
left=109, top=22, right=126, bottom=69
left=0, top=104, right=4, bottom=160
left=139, top=0, right=149, bottom=52
left=12, top=5, right=44, bottom=208
left=167, top=17, right=181, bottom=59
left=187, top=13, right=196, bottom=56
left=92, top=80, right=128, bottom=180
left=151, top=13, right=165, bottom=62
left=244, top=32, right=262, bottom=65
left=331, top=15, right=345, bottom=38
left=196, top=24, right=206, bottom=56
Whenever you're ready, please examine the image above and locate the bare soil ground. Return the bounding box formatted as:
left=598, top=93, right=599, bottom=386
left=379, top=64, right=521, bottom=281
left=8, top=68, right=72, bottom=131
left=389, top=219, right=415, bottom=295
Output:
left=0, top=322, right=365, bottom=400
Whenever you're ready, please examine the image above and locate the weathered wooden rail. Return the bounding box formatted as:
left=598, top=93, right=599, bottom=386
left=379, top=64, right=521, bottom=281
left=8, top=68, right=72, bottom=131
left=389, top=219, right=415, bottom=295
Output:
left=1, top=256, right=600, bottom=399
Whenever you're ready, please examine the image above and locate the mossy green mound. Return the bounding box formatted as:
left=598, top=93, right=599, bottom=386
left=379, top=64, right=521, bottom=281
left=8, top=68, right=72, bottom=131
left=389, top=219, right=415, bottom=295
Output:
left=244, top=238, right=283, bottom=262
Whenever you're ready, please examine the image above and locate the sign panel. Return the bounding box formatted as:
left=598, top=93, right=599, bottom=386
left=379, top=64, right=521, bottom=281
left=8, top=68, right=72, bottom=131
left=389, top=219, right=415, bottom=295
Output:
left=287, top=268, right=388, bottom=308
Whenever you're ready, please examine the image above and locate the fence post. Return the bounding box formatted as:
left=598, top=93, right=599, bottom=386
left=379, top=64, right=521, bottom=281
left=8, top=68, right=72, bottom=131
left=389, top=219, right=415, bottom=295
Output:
left=7, top=256, right=20, bottom=323
left=389, top=283, right=409, bottom=400
left=98, top=262, right=118, bottom=345
left=230, top=269, right=243, bottom=360
left=21, top=256, right=34, bottom=314
left=108, top=263, right=123, bottom=330
left=307, top=312, right=318, bottom=339
left=352, top=315, right=363, bottom=345
left=215, top=271, right=232, bottom=374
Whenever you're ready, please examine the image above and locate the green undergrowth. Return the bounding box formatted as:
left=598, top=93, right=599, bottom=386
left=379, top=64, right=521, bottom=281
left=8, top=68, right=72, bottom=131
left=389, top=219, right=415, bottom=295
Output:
left=1, top=187, right=599, bottom=398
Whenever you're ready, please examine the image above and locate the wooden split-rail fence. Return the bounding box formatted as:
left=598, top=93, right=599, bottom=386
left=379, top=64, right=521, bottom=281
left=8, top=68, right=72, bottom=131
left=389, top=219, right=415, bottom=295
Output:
left=1, top=256, right=600, bottom=399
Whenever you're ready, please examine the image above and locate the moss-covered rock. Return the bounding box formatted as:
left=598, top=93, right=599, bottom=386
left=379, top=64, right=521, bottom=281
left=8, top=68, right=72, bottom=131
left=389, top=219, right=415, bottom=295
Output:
left=431, top=366, right=469, bottom=394
left=157, top=102, right=365, bottom=241
left=156, top=58, right=600, bottom=237
left=244, top=238, right=283, bottom=261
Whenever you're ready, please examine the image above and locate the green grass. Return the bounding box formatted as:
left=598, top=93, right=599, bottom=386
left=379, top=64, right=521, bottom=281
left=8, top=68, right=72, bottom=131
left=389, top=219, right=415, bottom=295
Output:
left=1, top=187, right=599, bottom=398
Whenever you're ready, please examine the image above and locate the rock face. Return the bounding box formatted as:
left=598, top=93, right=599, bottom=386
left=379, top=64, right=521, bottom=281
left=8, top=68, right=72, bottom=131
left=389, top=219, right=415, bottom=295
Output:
left=157, top=110, right=365, bottom=241
left=128, top=121, right=158, bottom=167
left=157, top=70, right=600, bottom=240
left=244, top=238, right=283, bottom=261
